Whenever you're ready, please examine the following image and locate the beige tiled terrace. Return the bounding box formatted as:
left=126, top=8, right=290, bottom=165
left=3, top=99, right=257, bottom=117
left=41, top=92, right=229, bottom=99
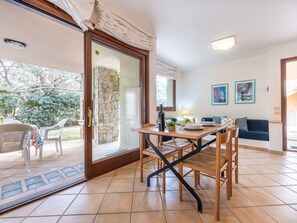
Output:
left=0, top=139, right=85, bottom=206
left=1, top=147, right=297, bottom=222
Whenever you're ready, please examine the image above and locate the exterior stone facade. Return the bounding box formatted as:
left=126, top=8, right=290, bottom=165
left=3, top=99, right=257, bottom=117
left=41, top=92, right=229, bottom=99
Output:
left=93, top=67, right=119, bottom=144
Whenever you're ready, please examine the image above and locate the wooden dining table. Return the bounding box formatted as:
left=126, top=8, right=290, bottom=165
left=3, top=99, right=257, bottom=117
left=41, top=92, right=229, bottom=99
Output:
left=136, top=124, right=226, bottom=213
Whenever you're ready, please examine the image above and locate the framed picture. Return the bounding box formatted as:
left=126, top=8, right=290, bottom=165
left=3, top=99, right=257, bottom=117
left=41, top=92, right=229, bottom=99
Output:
left=235, top=79, right=256, bottom=104
left=211, top=84, right=228, bottom=105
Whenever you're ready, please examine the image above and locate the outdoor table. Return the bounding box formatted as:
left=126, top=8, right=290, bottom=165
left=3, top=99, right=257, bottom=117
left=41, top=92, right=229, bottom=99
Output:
left=136, top=124, right=226, bottom=213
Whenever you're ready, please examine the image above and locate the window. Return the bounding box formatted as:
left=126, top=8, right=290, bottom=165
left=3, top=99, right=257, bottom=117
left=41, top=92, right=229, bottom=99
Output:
left=156, top=75, right=176, bottom=111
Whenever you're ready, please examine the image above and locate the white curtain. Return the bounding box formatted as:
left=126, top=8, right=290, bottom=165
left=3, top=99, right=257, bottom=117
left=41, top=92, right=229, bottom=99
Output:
left=47, top=0, right=154, bottom=51
left=157, top=60, right=177, bottom=80
left=47, top=0, right=97, bottom=31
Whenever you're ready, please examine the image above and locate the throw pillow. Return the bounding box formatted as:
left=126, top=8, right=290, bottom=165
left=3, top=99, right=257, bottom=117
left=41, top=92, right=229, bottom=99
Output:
left=213, top=116, right=221, bottom=124
left=222, top=118, right=235, bottom=128
left=213, top=116, right=227, bottom=124
left=236, top=117, right=248, bottom=131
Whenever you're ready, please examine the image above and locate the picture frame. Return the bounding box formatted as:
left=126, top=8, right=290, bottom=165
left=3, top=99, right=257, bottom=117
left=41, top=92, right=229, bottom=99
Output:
left=211, top=83, right=228, bottom=105
left=235, top=79, right=256, bottom=104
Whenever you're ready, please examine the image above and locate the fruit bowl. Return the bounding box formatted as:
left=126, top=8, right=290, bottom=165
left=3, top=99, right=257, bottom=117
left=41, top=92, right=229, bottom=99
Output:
left=184, top=124, right=203, bottom=129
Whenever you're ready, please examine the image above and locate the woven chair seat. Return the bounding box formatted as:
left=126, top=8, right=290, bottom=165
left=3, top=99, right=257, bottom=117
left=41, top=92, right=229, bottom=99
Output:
left=162, top=139, right=192, bottom=149
left=143, top=145, right=178, bottom=158
left=183, top=153, right=227, bottom=172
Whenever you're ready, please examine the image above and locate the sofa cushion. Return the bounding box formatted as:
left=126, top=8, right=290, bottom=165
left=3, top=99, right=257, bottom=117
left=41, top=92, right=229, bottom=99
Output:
left=212, top=116, right=221, bottom=124
left=236, top=117, right=248, bottom=131
left=239, top=129, right=269, bottom=141
left=247, top=119, right=269, bottom=132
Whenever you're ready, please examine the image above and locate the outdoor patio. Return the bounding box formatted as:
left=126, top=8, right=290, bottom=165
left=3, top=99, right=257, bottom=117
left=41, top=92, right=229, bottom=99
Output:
left=0, top=139, right=85, bottom=206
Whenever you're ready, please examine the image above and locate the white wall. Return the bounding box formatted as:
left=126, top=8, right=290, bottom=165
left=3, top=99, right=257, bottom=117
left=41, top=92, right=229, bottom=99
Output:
left=181, top=54, right=269, bottom=120
left=180, top=40, right=297, bottom=152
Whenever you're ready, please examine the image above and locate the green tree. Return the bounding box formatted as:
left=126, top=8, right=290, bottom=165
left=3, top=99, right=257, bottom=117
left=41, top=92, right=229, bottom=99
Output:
left=17, top=89, right=80, bottom=127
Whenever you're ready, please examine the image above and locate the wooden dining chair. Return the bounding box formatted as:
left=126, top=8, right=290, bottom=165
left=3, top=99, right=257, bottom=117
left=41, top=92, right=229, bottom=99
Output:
left=200, top=125, right=239, bottom=196
left=178, top=130, right=232, bottom=221
left=140, top=124, right=179, bottom=193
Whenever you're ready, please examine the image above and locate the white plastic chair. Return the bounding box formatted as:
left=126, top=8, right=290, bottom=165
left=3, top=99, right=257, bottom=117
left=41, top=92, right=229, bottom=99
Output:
left=0, top=123, right=33, bottom=172
left=39, top=119, right=67, bottom=158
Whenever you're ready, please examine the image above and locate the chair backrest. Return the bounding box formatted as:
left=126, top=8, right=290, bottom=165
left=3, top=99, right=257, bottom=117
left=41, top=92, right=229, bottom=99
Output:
left=54, top=119, right=67, bottom=137
left=141, top=123, right=161, bottom=146
left=215, top=130, right=232, bottom=172
left=0, top=124, right=33, bottom=153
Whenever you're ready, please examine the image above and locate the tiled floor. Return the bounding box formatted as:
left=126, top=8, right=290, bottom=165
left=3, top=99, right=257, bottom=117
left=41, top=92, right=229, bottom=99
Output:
left=0, top=139, right=85, bottom=206
left=2, top=147, right=297, bottom=222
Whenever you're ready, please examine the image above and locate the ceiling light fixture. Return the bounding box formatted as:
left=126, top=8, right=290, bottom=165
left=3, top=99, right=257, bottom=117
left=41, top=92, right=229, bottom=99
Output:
left=4, top=38, right=27, bottom=49
left=212, top=36, right=235, bottom=50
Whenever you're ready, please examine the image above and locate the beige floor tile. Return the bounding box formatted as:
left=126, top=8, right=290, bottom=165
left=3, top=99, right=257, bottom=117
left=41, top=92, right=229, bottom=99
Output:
left=263, top=186, right=297, bottom=204
left=238, top=166, right=258, bottom=175
left=30, top=195, right=76, bottom=216
left=96, top=171, right=116, bottom=179
left=131, top=212, right=166, bottom=223
left=286, top=185, right=297, bottom=193
left=94, top=213, right=130, bottom=223
left=248, top=165, right=279, bottom=174
left=22, top=216, right=60, bottom=223
left=64, top=194, right=104, bottom=215
left=261, top=205, right=297, bottom=223
left=238, top=188, right=283, bottom=206
left=223, top=188, right=255, bottom=207
left=164, top=177, right=180, bottom=191
left=99, top=193, right=132, bottom=213
left=264, top=173, right=297, bottom=185
left=285, top=172, right=297, bottom=181
left=230, top=207, right=276, bottom=223
left=133, top=177, right=160, bottom=192
left=0, top=199, right=45, bottom=218
left=243, top=175, right=280, bottom=187
left=266, top=165, right=296, bottom=173
left=199, top=208, right=240, bottom=223
left=132, top=192, right=163, bottom=212
left=283, top=164, right=297, bottom=171
left=81, top=179, right=111, bottom=193
left=166, top=210, right=203, bottom=223
left=58, top=215, right=96, bottom=223
left=58, top=183, right=85, bottom=195
left=107, top=179, right=134, bottom=193
left=114, top=168, right=136, bottom=179
left=0, top=218, right=24, bottom=223
left=233, top=175, right=257, bottom=188
left=290, top=204, right=297, bottom=211
left=162, top=191, right=195, bottom=210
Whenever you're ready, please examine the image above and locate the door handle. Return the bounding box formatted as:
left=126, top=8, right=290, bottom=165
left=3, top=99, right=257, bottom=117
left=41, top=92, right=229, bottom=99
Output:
left=87, top=107, right=92, bottom=127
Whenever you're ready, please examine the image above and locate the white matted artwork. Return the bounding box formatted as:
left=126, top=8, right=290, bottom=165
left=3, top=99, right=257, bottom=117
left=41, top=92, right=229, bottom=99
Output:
left=235, top=79, right=255, bottom=104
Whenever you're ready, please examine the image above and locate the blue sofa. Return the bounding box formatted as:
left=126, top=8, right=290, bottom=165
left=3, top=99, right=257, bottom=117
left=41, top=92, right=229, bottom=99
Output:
left=201, top=117, right=269, bottom=141
left=238, top=119, right=269, bottom=141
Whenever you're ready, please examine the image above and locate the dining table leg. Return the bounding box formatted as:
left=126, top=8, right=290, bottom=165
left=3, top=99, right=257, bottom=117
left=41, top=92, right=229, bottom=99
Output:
left=145, top=134, right=203, bottom=212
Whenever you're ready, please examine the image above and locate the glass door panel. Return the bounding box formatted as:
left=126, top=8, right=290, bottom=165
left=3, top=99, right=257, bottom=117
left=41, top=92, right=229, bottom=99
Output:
left=91, top=41, right=140, bottom=163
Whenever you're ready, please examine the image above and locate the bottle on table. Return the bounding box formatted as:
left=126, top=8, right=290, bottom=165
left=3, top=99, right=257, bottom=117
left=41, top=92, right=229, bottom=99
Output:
left=158, top=104, right=165, bottom=131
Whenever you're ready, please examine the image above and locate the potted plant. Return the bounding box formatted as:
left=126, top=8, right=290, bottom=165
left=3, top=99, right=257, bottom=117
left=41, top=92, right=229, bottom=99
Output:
left=166, top=120, right=176, bottom=131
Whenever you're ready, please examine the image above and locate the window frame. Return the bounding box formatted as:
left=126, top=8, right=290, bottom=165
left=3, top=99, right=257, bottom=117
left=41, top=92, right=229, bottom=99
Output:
left=156, top=78, right=176, bottom=111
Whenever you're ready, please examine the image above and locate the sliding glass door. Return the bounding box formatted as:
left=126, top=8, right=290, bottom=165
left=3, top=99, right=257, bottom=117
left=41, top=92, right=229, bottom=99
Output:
left=85, top=32, right=148, bottom=178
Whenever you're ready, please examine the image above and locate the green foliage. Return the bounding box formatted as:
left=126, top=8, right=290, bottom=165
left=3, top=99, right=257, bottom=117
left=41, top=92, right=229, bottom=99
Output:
left=0, top=93, right=20, bottom=116
left=16, top=89, right=80, bottom=127
left=166, top=120, right=176, bottom=126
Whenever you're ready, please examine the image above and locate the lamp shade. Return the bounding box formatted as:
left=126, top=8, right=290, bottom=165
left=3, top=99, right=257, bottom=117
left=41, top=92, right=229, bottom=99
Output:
left=181, top=110, right=190, bottom=116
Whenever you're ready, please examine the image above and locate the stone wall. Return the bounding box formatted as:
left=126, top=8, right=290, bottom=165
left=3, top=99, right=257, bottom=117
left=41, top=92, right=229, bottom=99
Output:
left=93, top=67, right=119, bottom=144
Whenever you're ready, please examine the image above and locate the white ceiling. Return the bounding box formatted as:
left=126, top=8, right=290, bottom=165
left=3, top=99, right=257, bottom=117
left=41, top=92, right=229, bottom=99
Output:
left=0, top=1, right=84, bottom=73
left=105, top=0, right=297, bottom=71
